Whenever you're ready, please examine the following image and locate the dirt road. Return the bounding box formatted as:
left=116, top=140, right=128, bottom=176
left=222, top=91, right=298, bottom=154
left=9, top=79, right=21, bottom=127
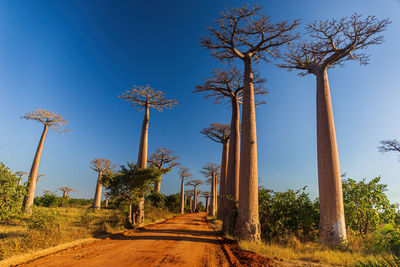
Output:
left=18, top=212, right=271, bottom=267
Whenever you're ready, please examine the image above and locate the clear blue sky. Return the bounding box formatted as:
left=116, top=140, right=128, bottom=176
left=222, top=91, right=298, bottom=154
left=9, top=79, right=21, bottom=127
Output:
left=1, top=0, right=399, bottom=203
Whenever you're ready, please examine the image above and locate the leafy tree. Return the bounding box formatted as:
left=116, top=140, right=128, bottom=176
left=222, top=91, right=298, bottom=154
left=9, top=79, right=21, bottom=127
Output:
left=146, top=192, right=167, bottom=208
left=165, top=193, right=180, bottom=212
left=342, top=177, right=396, bottom=238
left=103, top=162, right=161, bottom=227
left=34, top=192, right=60, bottom=207
left=258, top=187, right=319, bottom=242
left=0, top=163, right=26, bottom=222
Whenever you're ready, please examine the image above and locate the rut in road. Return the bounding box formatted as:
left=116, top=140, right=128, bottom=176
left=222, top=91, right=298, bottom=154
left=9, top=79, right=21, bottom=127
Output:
left=19, top=212, right=234, bottom=267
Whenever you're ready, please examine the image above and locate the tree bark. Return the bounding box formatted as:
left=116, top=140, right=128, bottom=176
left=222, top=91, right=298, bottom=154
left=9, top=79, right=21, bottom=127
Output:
left=92, top=172, right=103, bottom=209
left=194, top=186, right=198, bottom=211
left=315, top=69, right=347, bottom=246
left=218, top=140, right=229, bottom=220
left=17, top=178, right=22, bottom=186
left=135, top=105, right=149, bottom=227
left=209, top=172, right=216, bottom=217
left=206, top=196, right=209, bottom=213
left=180, top=177, right=185, bottom=214
left=23, top=124, right=49, bottom=211
left=224, top=98, right=240, bottom=233
left=237, top=55, right=261, bottom=242
left=189, top=197, right=193, bottom=212
left=105, top=198, right=109, bottom=207
left=154, top=179, right=161, bottom=193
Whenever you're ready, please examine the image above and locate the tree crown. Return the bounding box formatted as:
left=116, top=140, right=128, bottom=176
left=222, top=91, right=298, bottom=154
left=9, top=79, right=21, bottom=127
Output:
left=119, top=85, right=178, bottom=112
left=21, top=108, right=68, bottom=132
left=201, top=4, right=299, bottom=62
left=90, top=158, right=116, bottom=174
left=279, top=14, right=390, bottom=75
left=148, top=147, right=179, bottom=169
left=201, top=123, right=230, bottom=144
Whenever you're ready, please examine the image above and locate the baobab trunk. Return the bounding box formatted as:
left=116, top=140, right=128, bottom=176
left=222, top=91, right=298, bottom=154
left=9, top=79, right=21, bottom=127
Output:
left=105, top=197, right=109, bottom=207
left=206, top=196, right=209, bottom=213
left=218, top=140, right=229, bottom=220
left=189, top=197, right=193, bottom=212
left=136, top=105, right=149, bottom=227
left=194, top=187, right=198, bottom=211
left=154, top=180, right=161, bottom=193
left=237, top=56, right=261, bottom=242
left=23, top=124, right=49, bottom=211
left=180, top=178, right=185, bottom=214
left=18, top=178, right=22, bottom=186
left=224, top=98, right=240, bottom=233
left=316, top=69, right=346, bottom=246
left=214, top=172, right=218, bottom=214
left=92, top=172, right=103, bottom=209
left=209, top=173, right=215, bottom=216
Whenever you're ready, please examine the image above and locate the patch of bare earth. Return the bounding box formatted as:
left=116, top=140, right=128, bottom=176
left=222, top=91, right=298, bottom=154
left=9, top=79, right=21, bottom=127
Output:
left=14, top=212, right=277, bottom=267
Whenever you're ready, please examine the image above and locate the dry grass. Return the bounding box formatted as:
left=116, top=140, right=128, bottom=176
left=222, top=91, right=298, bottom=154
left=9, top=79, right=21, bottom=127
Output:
left=0, top=205, right=177, bottom=260
left=239, top=239, right=383, bottom=266
left=206, top=216, right=223, bottom=232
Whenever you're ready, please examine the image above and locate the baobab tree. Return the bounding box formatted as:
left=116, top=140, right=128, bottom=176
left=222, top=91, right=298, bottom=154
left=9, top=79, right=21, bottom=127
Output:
left=90, top=158, right=115, bottom=209
left=201, top=5, right=299, bottom=241
left=104, top=192, right=111, bottom=207
left=21, top=108, right=68, bottom=211
left=201, top=191, right=211, bottom=213
left=119, top=85, right=178, bottom=226
left=15, top=171, right=27, bottom=186
left=57, top=186, right=76, bottom=199
left=201, top=163, right=220, bottom=217
left=185, top=180, right=204, bottom=211
left=196, top=67, right=267, bottom=233
left=279, top=14, right=390, bottom=246
left=200, top=123, right=230, bottom=219
left=118, top=85, right=178, bottom=226
left=148, top=147, right=179, bottom=193
left=178, top=166, right=192, bottom=214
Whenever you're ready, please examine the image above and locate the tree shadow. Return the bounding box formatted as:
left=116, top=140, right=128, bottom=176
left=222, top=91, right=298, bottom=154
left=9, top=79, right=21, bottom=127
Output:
left=110, top=233, right=219, bottom=244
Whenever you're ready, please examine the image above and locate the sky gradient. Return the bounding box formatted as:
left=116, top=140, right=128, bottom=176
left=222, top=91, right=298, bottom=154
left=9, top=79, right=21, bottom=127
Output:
left=1, top=0, right=400, bottom=203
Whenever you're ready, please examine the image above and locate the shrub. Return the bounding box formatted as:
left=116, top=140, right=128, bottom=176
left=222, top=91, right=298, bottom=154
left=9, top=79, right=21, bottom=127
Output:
left=28, top=208, right=61, bottom=231
left=147, top=192, right=166, bottom=208
left=0, top=162, right=26, bottom=222
left=165, top=193, right=180, bottom=212
left=34, top=192, right=60, bottom=207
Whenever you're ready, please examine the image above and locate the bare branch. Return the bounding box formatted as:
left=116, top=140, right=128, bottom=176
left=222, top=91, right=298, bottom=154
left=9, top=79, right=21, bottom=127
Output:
left=201, top=123, right=230, bottom=144
left=90, top=158, right=116, bottom=176
left=21, top=108, right=69, bottom=132
left=148, top=147, right=179, bottom=169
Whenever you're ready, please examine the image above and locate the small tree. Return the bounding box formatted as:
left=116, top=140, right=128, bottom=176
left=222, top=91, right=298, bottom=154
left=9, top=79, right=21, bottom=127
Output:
left=90, top=158, right=115, bottom=209
left=379, top=139, right=400, bottom=159
left=57, top=186, right=76, bottom=199
left=21, top=108, right=68, bottom=211
left=279, top=14, right=390, bottom=246
left=103, top=163, right=161, bottom=227
left=178, top=166, right=192, bottom=214
left=15, top=171, right=27, bottom=186
left=119, top=85, right=178, bottom=226
left=201, top=163, right=220, bottom=217
left=343, top=177, right=396, bottom=238
left=201, top=4, right=298, bottom=241
left=185, top=180, right=204, bottom=211
left=0, top=163, right=26, bottom=222
left=148, top=147, right=179, bottom=193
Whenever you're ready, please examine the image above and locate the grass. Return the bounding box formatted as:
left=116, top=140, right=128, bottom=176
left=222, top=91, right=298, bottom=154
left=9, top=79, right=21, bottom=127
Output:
left=0, top=205, right=177, bottom=260
left=206, top=216, right=223, bottom=232
left=238, top=239, right=385, bottom=266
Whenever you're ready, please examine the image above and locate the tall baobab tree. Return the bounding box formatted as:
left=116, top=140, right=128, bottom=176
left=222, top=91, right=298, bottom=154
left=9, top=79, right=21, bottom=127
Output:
left=178, top=166, right=192, bottom=214
left=148, top=147, right=179, bottom=193
left=196, top=68, right=267, bottom=232
left=57, top=186, right=76, bottom=199
left=90, top=158, right=115, bottom=209
left=15, top=171, right=27, bottom=186
left=201, top=163, right=220, bottom=217
left=201, top=191, right=211, bottom=213
left=201, top=5, right=299, bottom=241
left=185, top=180, right=204, bottom=211
left=21, top=108, right=68, bottom=211
left=119, top=85, right=177, bottom=226
left=200, top=123, right=230, bottom=219
left=279, top=14, right=390, bottom=246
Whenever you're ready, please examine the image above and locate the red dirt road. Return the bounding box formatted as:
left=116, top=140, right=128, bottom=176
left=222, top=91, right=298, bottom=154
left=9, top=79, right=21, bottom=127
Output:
left=18, top=212, right=271, bottom=267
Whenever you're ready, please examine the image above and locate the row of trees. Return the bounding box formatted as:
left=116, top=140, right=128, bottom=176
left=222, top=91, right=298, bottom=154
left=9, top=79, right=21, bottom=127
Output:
left=195, top=4, right=390, bottom=246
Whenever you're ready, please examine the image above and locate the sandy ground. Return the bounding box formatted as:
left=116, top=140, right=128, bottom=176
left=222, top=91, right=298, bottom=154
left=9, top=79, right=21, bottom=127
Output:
left=17, top=213, right=255, bottom=267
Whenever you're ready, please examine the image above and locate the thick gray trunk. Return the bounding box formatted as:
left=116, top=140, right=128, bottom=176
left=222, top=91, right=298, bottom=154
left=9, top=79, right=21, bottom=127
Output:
left=180, top=177, right=185, bottom=214
left=237, top=56, right=261, bottom=242
left=224, top=98, right=240, bottom=233
left=218, top=141, right=229, bottom=220
left=23, top=124, right=49, bottom=211
left=135, top=106, right=149, bottom=226
left=92, top=172, right=103, bottom=209
left=316, top=69, right=346, bottom=246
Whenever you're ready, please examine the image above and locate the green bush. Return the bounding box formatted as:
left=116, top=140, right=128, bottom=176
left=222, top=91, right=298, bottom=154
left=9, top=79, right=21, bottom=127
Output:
left=146, top=192, right=166, bottom=208
left=165, top=193, right=180, bottom=212
left=0, top=162, right=26, bottom=222
left=28, top=208, right=61, bottom=231
left=258, top=187, right=319, bottom=242
left=34, top=192, right=60, bottom=207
